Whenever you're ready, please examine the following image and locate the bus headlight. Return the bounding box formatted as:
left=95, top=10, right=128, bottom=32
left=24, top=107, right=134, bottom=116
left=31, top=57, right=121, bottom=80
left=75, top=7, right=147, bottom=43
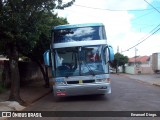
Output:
left=56, top=81, right=67, bottom=85
left=96, top=79, right=103, bottom=82
left=96, top=78, right=111, bottom=83
left=55, top=78, right=67, bottom=85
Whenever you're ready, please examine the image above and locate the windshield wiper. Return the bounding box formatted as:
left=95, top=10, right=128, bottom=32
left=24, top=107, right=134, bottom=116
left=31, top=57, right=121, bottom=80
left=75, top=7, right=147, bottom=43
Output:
left=81, top=61, right=95, bottom=76
left=79, top=47, right=95, bottom=76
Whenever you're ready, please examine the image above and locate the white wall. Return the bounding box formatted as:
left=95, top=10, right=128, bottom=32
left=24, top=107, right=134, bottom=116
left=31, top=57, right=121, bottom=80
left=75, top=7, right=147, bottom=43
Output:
left=125, top=66, right=154, bottom=74
left=125, top=66, right=135, bottom=74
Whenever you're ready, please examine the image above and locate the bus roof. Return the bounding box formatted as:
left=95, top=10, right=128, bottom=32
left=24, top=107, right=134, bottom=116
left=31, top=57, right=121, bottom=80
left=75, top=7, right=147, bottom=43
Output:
left=53, top=23, right=104, bottom=30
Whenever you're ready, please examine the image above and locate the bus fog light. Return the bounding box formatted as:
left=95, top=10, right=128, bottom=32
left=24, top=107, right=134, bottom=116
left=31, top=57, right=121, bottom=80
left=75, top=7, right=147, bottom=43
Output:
left=96, top=79, right=110, bottom=82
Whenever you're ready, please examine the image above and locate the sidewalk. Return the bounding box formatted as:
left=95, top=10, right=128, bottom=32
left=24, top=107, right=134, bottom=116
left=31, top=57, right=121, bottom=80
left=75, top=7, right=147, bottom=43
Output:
left=119, top=73, right=160, bottom=87
left=1, top=74, right=160, bottom=119
left=0, top=79, right=52, bottom=120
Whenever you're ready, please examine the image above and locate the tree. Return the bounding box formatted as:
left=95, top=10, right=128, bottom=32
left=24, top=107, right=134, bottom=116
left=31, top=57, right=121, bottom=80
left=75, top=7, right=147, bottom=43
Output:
left=18, top=12, right=68, bottom=88
left=110, top=53, right=128, bottom=73
left=0, top=0, right=75, bottom=105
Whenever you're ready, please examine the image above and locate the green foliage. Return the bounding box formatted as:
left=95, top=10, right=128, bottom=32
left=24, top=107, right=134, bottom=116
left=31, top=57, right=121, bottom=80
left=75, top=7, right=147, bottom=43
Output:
left=110, top=53, right=128, bottom=68
left=17, top=12, right=68, bottom=62
left=0, top=0, right=74, bottom=56
left=115, top=53, right=128, bottom=66
left=0, top=0, right=74, bottom=102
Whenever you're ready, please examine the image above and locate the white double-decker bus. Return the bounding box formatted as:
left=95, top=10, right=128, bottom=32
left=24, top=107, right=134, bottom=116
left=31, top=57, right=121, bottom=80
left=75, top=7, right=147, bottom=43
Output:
left=43, top=23, right=114, bottom=99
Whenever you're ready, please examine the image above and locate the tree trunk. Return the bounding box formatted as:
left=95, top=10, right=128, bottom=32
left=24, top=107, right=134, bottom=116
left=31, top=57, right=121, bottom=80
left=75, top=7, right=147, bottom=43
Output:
left=25, top=54, right=49, bottom=88
left=122, top=65, right=125, bottom=73
left=7, top=44, right=25, bottom=105
left=44, top=66, right=49, bottom=87
left=116, top=60, right=119, bottom=74
left=116, top=67, right=118, bottom=73
left=35, top=60, right=49, bottom=88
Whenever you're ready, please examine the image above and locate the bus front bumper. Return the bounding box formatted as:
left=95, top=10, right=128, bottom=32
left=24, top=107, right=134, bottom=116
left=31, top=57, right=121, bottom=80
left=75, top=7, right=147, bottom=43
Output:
left=53, top=83, right=111, bottom=97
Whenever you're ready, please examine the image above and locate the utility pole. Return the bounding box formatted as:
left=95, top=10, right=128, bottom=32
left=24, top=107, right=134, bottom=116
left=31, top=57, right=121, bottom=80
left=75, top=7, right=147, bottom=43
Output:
left=117, top=46, right=119, bottom=53
left=135, top=48, right=138, bottom=66
left=117, top=46, right=119, bottom=74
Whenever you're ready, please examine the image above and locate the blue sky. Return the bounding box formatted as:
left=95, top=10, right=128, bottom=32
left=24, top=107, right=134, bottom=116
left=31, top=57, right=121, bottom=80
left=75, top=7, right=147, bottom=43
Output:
left=56, top=0, right=160, bottom=57
left=129, top=0, right=160, bottom=34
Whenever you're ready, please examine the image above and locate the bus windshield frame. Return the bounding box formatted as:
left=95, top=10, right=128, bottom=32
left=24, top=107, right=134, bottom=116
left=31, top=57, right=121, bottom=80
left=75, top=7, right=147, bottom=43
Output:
left=54, top=45, right=108, bottom=77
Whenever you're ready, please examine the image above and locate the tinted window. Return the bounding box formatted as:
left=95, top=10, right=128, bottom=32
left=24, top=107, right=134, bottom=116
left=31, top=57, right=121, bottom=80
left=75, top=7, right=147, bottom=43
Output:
left=53, top=26, right=106, bottom=43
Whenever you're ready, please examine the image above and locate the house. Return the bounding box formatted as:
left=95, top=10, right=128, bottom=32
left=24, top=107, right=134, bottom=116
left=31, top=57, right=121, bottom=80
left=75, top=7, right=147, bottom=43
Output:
left=125, top=56, right=153, bottom=74
left=128, top=56, right=150, bottom=67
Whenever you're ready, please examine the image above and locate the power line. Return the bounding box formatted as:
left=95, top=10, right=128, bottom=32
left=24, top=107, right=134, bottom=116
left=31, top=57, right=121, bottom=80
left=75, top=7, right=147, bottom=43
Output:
left=61, top=2, right=155, bottom=12
left=131, top=10, right=154, bottom=22
left=131, top=23, right=157, bottom=27
left=72, top=4, right=154, bottom=12
left=122, top=24, right=160, bottom=52
left=57, top=9, right=153, bottom=23
left=144, top=0, right=160, bottom=14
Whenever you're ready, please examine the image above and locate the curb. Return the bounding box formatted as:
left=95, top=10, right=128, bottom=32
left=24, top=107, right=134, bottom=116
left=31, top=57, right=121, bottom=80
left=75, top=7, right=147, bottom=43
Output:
left=152, top=83, right=160, bottom=87
left=118, top=74, right=160, bottom=87
left=0, top=89, right=52, bottom=120
left=31, top=89, right=52, bottom=103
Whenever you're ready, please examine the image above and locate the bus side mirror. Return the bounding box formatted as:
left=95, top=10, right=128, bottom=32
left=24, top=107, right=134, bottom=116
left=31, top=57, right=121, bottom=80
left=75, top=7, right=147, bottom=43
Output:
left=104, top=45, right=114, bottom=63
left=43, top=50, right=50, bottom=66
left=108, top=46, right=114, bottom=62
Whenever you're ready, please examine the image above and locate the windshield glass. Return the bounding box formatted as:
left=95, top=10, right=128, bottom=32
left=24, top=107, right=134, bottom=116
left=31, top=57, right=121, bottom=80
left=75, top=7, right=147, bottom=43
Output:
left=54, top=46, right=107, bottom=77
left=53, top=26, right=106, bottom=43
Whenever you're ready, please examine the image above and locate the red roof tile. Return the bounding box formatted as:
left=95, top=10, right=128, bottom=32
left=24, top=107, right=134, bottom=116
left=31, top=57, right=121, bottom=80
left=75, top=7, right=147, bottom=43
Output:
left=128, top=56, right=149, bottom=63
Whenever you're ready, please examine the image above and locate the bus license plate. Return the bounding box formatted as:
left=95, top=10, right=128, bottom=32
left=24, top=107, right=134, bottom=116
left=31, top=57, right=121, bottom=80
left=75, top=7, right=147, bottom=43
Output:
left=79, top=80, right=83, bottom=84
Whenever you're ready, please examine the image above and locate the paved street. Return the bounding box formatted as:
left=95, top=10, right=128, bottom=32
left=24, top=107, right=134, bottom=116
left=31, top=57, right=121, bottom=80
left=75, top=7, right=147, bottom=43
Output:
left=9, top=74, right=160, bottom=120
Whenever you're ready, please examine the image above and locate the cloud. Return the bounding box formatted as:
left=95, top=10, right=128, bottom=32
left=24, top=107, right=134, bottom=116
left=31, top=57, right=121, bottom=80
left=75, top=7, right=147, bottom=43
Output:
left=56, top=0, right=160, bottom=57
left=105, top=0, right=153, bottom=10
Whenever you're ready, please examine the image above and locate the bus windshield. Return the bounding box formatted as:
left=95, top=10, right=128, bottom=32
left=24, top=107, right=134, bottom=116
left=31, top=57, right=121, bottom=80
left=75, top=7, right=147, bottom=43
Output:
left=54, top=46, right=107, bottom=77
left=53, top=26, right=106, bottom=43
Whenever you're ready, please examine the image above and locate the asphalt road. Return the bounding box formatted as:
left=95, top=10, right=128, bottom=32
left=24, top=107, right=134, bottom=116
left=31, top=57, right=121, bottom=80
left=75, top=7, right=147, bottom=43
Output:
left=9, top=74, right=160, bottom=120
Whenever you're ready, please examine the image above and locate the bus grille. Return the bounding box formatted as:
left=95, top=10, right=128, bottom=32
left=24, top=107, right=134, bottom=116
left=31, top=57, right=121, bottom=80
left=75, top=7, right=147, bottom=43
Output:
left=67, top=80, right=95, bottom=84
